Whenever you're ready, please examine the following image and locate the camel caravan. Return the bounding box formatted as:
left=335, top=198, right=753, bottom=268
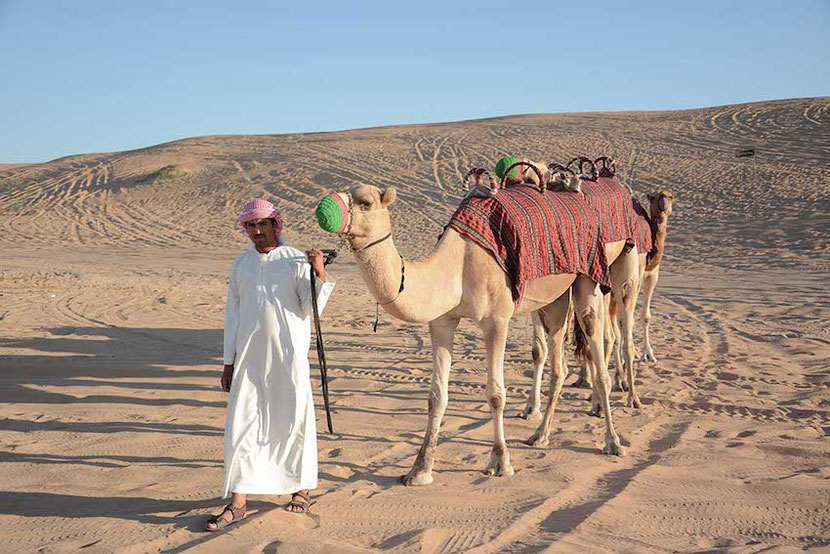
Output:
left=314, top=155, right=673, bottom=485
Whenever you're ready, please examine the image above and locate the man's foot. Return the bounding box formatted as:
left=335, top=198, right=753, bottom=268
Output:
left=205, top=503, right=246, bottom=532
left=285, top=490, right=314, bottom=513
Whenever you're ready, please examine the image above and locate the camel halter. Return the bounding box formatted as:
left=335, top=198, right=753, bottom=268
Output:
left=337, top=191, right=394, bottom=253
left=323, top=190, right=406, bottom=331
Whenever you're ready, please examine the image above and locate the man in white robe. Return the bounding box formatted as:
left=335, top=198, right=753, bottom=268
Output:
left=206, top=199, right=335, bottom=531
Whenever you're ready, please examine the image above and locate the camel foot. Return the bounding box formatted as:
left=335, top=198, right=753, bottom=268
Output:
left=483, top=453, right=514, bottom=477
left=572, top=376, right=593, bottom=389
left=588, top=404, right=603, bottom=418
left=642, top=349, right=657, bottom=363
left=626, top=394, right=642, bottom=409
left=400, top=470, right=434, bottom=486
left=517, top=406, right=542, bottom=421
left=602, top=440, right=626, bottom=457
left=525, top=431, right=550, bottom=447
left=613, top=374, right=629, bottom=393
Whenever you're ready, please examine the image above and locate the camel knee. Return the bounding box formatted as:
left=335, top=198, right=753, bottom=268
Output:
left=486, top=380, right=506, bottom=410
left=427, top=387, right=448, bottom=413
left=551, top=359, right=567, bottom=379
left=596, top=366, right=612, bottom=387
left=580, top=307, right=598, bottom=338
left=532, top=342, right=547, bottom=365
left=488, top=393, right=505, bottom=411
left=625, top=284, right=637, bottom=307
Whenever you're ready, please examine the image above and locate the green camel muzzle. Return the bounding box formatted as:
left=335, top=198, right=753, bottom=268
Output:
left=316, top=193, right=350, bottom=234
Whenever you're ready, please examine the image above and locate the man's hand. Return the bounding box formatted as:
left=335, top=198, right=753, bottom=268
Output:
left=221, top=364, right=234, bottom=392
left=306, top=249, right=325, bottom=281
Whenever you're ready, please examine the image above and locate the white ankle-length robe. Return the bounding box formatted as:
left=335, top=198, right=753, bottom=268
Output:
left=222, top=245, right=334, bottom=497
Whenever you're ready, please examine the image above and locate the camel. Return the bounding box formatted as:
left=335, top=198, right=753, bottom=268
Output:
left=639, top=189, right=674, bottom=362
left=315, top=162, right=633, bottom=485
left=593, top=187, right=675, bottom=388
left=521, top=186, right=674, bottom=418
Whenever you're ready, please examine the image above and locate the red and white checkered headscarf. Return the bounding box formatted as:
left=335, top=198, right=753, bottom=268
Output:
left=237, top=199, right=282, bottom=231
left=237, top=199, right=286, bottom=244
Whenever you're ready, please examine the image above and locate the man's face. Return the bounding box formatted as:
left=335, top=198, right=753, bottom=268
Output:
left=244, top=218, right=278, bottom=248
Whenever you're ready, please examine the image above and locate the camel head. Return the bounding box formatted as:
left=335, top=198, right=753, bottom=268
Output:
left=316, top=184, right=397, bottom=249
left=647, top=189, right=674, bottom=218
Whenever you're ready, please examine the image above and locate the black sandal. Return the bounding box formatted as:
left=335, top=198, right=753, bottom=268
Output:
left=205, top=503, right=246, bottom=532
left=285, top=490, right=315, bottom=514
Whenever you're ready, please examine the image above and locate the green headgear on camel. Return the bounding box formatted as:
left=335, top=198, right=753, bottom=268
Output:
left=316, top=195, right=345, bottom=233
left=494, top=156, right=521, bottom=180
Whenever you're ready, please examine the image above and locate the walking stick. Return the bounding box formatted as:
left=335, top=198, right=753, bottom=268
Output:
left=310, top=250, right=337, bottom=433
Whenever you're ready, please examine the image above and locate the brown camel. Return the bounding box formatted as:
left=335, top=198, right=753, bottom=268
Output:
left=317, top=169, right=632, bottom=485
left=640, top=189, right=674, bottom=362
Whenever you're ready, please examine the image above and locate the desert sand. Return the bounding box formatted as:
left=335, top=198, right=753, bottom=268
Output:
left=1, top=97, right=829, bottom=553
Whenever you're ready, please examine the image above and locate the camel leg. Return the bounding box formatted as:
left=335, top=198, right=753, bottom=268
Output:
left=527, top=292, right=571, bottom=446
left=401, top=316, right=458, bottom=486
left=573, top=356, right=594, bottom=389
left=611, top=248, right=642, bottom=409
left=481, top=316, right=514, bottom=477
left=519, top=311, right=547, bottom=421
left=587, top=293, right=608, bottom=417
left=574, top=276, right=624, bottom=456
left=573, top=361, right=593, bottom=389
left=641, top=267, right=660, bottom=363
left=610, top=301, right=628, bottom=392
left=571, top=296, right=593, bottom=390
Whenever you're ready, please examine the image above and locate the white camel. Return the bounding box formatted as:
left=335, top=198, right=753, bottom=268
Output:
left=316, top=165, right=634, bottom=485
left=520, top=157, right=644, bottom=435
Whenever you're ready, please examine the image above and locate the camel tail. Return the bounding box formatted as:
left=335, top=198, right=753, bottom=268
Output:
left=573, top=316, right=591, bottom=362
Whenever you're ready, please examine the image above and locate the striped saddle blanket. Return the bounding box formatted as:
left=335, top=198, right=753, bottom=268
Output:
left=584, top=176, right=653, bottom=258
left=447, top=177, right=652, bottom=304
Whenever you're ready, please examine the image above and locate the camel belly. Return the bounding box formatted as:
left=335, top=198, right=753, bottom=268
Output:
left=515, top=273, right=576, bottom=314
left=604, top=240, right=628, bottom=265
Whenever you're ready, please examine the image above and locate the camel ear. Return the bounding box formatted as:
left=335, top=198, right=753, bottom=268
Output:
left=381, top=187, right=397, bottom=207
left=647, top=193, right=655, bottom=201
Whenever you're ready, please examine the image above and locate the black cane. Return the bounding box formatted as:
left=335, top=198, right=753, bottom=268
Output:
left=310, top=250, right=337, bottom=433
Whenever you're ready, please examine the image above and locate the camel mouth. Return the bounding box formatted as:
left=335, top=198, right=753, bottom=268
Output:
left=316, top=194, right=350, bottom=234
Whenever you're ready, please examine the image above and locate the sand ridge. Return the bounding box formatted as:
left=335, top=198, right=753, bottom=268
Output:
left=0, top=97, right=829, bottom=552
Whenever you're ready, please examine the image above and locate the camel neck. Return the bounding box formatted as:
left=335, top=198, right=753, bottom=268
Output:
left=646, top=214, right=669, bottom=271
left=353, top=230, right=464, bottom=323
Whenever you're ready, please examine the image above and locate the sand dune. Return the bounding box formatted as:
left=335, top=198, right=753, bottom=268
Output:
left=1, top=97, right=829, bottom=552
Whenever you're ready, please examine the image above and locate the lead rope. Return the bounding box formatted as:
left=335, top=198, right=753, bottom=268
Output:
left=310, top=257, right=335, bottom=434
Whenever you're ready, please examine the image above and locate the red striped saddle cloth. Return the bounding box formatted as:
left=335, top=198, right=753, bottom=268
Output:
left=583, top=176, right=653, bottom=257
left=447, top=178, right=652, bottom=305
left=448, top=185, right=606, bottom=304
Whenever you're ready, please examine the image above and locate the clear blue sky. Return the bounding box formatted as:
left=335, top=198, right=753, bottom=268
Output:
left=1, top=0, right=828, bottom=163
